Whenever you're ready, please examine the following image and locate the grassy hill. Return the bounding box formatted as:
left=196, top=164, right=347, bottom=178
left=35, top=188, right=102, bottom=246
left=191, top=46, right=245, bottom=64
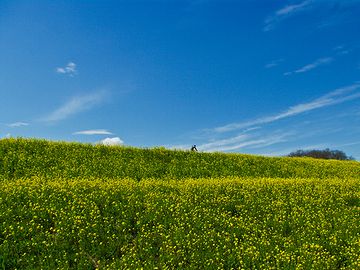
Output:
left=0, top=138, right=359, bottom=269
left=0, top=138, right=359, bottom=180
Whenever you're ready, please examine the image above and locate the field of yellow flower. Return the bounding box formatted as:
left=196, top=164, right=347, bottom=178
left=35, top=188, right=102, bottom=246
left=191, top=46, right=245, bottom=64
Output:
left=0, top=139, right=359, bottom=269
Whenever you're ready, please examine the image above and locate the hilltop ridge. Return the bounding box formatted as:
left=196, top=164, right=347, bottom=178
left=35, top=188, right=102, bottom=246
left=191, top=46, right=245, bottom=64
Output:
left=1, top=138, right=359, bottom=180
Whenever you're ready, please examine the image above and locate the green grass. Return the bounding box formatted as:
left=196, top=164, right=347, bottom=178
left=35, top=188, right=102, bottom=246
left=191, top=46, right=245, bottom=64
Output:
left=0, top=138, right=359, bottom=269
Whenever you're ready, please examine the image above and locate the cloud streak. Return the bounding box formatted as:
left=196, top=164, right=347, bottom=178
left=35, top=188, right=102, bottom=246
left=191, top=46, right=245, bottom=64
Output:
left=214, top=82, right=360, bottom=133
left=276, top=1, right=311, bottom=16
left=42, top=91, right=106, bottom=122
left=284, top=57, right=333, bottom=75
left=199, top=134, right=249, bottom=151
left=56, top=62, right=77, bottom=77
left=265, top=59, right=284, bottom=69
left=199, top=132, right=292, bottom=152
left=264, top=0, right=312, bottom=31
left=7, top=122, right=29, bottom=127
left=73, top=129, right=113, bottom=135
left=264, top=0, right=360, bottom=32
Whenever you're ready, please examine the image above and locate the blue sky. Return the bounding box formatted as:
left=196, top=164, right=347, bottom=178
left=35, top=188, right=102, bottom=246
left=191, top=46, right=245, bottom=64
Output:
left=1, top=0, right=360, bottom=158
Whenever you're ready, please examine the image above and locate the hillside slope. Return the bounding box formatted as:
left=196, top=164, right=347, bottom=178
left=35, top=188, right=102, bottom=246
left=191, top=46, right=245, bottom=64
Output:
left=1, top=139, right=359, bottom=269
left=0, top=138, right=359, bottom=180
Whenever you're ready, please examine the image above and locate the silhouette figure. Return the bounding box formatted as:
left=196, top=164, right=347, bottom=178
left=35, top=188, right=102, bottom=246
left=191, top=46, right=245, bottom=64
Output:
left=191, top=145, right=198, bottom=152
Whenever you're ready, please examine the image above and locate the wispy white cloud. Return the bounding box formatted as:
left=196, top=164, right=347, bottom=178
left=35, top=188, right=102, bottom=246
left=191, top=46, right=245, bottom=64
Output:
left=264, top=0, right=312, bottom=31
left=42, top=91, right=106, bottom=122
left=7, top=122, right=29, bottom=127
left=284, top=57, right=333, bottom=75
left=333, top=45, right=350, bottom=55
left=265, top=59, right=284, bottom=69
left=214, top=82, right=360, bottom=133
left=200, top=134, right=249, bottom=151
left=198, top=132, right=292, bottom=152
left=243, top=126, right=261, bottom=133
left=337, top=141, right=360, bottom=147
left=56, top=62, right=77, bottom=77
left=265, top=0, right=360, bottom=32
left=276, top=0, right=311, bottom=15
left=73, top=129, right=113, bottom=135
left=168, top=127, right=262, bottom=152
left=100, top=137, right=124, bottom=146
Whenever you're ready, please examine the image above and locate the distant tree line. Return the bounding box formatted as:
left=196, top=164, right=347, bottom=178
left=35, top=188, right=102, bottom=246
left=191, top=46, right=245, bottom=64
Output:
left=287, top=148, right=355, bottom=161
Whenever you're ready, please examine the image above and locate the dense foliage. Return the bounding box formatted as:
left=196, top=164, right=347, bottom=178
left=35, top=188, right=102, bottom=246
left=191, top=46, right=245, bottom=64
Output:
left=288, top=148, right=355, bottom=161
left=0, top=138, right=359, bottom=269
left=0, top=138, right=359, bottom=181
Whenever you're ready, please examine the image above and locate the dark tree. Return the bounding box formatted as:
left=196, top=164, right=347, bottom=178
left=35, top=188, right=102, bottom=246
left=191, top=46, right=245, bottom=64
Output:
left=287, top=148, right=355, bottom=161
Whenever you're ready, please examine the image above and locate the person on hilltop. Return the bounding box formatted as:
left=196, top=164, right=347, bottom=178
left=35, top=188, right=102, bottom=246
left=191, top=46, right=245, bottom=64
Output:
left=191, top=145, right=198, bottom=152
